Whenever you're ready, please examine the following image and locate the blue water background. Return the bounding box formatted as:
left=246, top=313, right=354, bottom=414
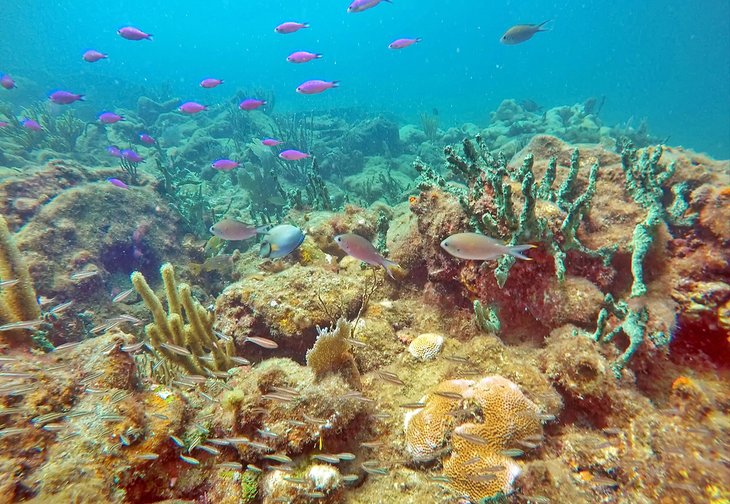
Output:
left=1, top=0, right=728, bottom=157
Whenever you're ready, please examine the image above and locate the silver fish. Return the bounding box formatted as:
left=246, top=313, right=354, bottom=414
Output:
left=440, top=233, right=535, bottom=261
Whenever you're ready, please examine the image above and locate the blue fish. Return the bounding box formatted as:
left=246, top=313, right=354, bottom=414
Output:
left=259, top=224, right=304, bottom=259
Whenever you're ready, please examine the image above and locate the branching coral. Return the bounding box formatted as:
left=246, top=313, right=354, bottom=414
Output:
left=131, top=263, right=235, bottom=375
left=591, top=293, right=671, bottom=377
left=305, top=318, right=361, bottom=389
left=620, top=145, right=696, bottom=297
left=427, top=135, right=615, bottom=287
left=0, top=215, right=40, bottom=345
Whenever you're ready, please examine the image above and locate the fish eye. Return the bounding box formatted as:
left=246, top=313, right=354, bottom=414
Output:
left=443, top=241, right=449, bottom=246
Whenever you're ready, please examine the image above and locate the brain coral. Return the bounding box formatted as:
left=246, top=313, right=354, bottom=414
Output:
left=407, top=333, right=445, bottom=361
left=404, top=376, right=543, bottom=501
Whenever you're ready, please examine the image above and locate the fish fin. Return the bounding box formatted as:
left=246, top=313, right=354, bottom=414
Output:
left=507, top=244, right=536, bottom=261
left=270, top=244, right=279, bottom=252
left=259, top=242, right=271, bottom=258
left=381, top=259, right=400, bottom=280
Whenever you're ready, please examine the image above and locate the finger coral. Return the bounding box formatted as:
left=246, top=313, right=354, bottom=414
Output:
left=404, top=376, right=543, bottom=501
left=0, top=215, right=40, bottom=345
left=131, top=262, right=235, bottom=375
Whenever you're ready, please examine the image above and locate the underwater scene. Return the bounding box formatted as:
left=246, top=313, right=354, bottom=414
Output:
left=0, top=1, right=729, bottom=503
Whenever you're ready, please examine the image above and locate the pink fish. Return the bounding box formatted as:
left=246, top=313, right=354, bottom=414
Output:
left=1, top=75, right=16, bottom=90
left=210, top=219, right=267, bottom=241
left=279, top=149, right=310, bottom=161
left=118, top=26, right=152, bottom=41
left=179, top=102, right=207, bottom=114
left=49, top=90, right=84, bottom=105
left=388, top=37, right=421, bottom=49
left=347, top=0, right=392, bottom=13
left=0, top=121, right=9, bottom=128
left=275, top=22, right=309, bottom=34
left=335, top=233, right=399, bottom=279
left=107, top=178, right=129, bottom=189
left=83, top=50, right=108, bottom=62
left=296, top=80, right=339, bottom=95
left=440, top=233, right=535, bottom=260
left=139, top=133, right=155, bottom=144
left=287, top=51, right=323, bottom=64
left=239, top=99, right=266, bottom=111
left=211, top=159, right=240, bottom=171
left=200, top=78, right=223, bottom=89
left=21, top=118, right=42, bottom=131
left=99, top=112, right=124, bottom=124
left=262, top=138, right=283, bottom=147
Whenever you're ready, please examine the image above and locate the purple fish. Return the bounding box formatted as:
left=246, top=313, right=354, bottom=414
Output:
left=118, top=26, right=152, bottom=41
left=279, top=149, right=310, bottom=161
left=83, top=50, right=108, bottom=62
left=21, top=118, right=42, bottom=131
left=99, top=112, right=124, bottom=124
left=139, top=133, right=155, bottom=144
left=1, top=74, right=16, bottom=90
left=335, top=233, right=399, bottom=278
left=262, top=138, right=283, bottom=147
left=200, top=78, right=223, bottom=89
left=121, top=149, right=144, bottom=163
left=287, top=51, right=323, bottom=64
left=388, top=38, right=421, bottom=50
left=106, top=146, right=122, bottom=158
left=347, top=0, right=392, bottom=13
left=239, top=99, right=266, bottom=111
left=107, top=178, right=129, bottom=189
left=211, top=159, right=240, bottom=171
left=49, top=90, right=84, bottom=105
left=275, top=22, right=309, bottom=34
left=0, top=121, right=9, bottom=128
left=296, top=80, right=339, bottom=95
left=179, top=102, right=206, bottom=114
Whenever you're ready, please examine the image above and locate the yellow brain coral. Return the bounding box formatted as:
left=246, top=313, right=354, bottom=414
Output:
left=404, top=376, right=543, bottom=501
left=408, top=333, right=445, bottom=361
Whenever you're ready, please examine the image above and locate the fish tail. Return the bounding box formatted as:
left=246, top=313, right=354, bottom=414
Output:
left=384, top=0, right=393, bottom=3
left=416, top=38, right=423, bottom=43
left=256, top=224, right=274, bottom=235
left=146, top=34, right=154, bottom=40
left=381, top=258, right=400, bottom=280
left=536, top=20, right=551, bottom=31
left=316, top=53, right=323, bottom=58
left=507, top=244, right=536, bottom=261
left=332, top=81, right=340, bottom=87
left=78, top=95, right=85, bottom=101
left=303, top=23, right=310, bottom=28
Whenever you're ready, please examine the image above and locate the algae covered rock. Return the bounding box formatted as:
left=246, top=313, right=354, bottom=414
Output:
left=215, top=264, right=364, bottom=358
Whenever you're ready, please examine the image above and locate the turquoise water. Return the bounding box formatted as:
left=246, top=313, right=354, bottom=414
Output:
left=1, top=0, right=728, bottom=156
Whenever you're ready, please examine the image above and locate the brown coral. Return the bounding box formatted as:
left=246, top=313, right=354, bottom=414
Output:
left=404, top=376, right=543, bottom=501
